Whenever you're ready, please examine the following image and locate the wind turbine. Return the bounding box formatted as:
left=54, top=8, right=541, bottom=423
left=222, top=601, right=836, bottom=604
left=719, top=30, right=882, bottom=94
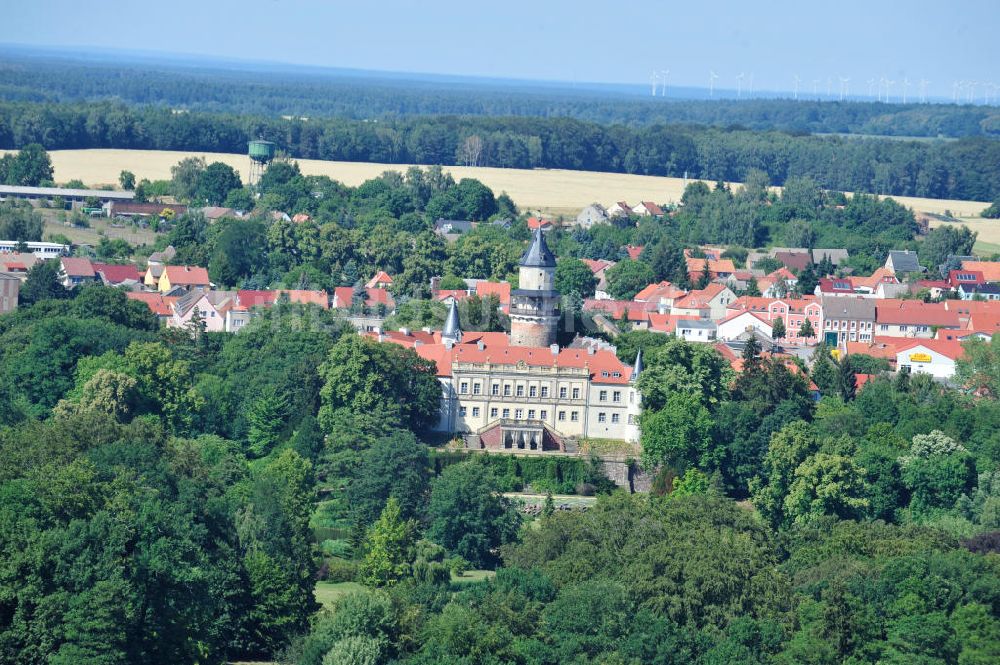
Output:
left=812, top=79, right=820, bottom=98
left=660, top=69, right=670, bottom=96
left=953, top=80, right=961, bottom=104
left=967, top=81, right=978, bottom=104
left=793, top=74, right=801, bottom=100
left=902, top=77, right=910, bottom=104
left=885, top=79, right=896, bottom=102
left=709, top=70, right=719, bottom=97
left=749, top=72, right=755, bottom=98
left=867, top=78, right=876, bottom=99
left=736, top=72, right=745, bottom=99
left=839, top=77, right=850, bottom=101
left=879, top=76, right=888, bottom=102
left=919, top=79, right=930, bottom=103
left=649, top=71, right=659, bottom=97
left=826, top=77, right=833, bottom=98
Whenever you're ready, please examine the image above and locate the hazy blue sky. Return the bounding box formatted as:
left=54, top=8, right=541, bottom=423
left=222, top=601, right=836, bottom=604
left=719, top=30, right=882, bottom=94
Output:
left=3, top=0, right=997, bottom=99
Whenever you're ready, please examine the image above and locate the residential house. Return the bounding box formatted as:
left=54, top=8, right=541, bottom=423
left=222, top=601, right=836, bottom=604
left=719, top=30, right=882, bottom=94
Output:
left=0, top=272, right=19, bottom=313
left=0, top=252, right=41, bottom=276
left=607, top=201, right=632, bottom=218
left=126, top=291, right=179, bottom=324
left=581, top=259, right=615, bottom=300
left=436, top=289, right=471, bottom=306
left=475, top=281, right=512, bottom=312
left=631, top=201, right=664, bottom=217
left=147, top=246, right=176, bottom=266
left=717, top=310, right=774, bottom=342
left=201, top=206, right=236, bottom=222
left=365, top=271, right=394, bottom=290
left=685, top=257, right=736, bottom=283
left=169, top=289, right=240, bottom=333
left=676, top=319, right=718, bottom=343
left=758, top=268, right=797, bottom=297
left=59, top=257, right=97, bottom=288
left=671, top=283, right=737, bottom=321
left=236, top=290, right=330, bottom=309
left=434, top=219, right=474, bottom=237
left=885, top=250, right=924, bottom=276
left=633, top=280, right=686, bottom=312
left=92, top=263, right=142, bottom=287
left=960, top=260, right=1000, bottom=283
left=144, top=264, right=165, bottom=288
left=772, top=249, right=812, bottom=273
left=332, top=286, right=395, bottom=313
left=959, top=283, right=1000, bottom=301
left=527, top=217, right=554, bottom=231
left=157, top=265, right=210, bottom=293
left=725, top=296, right=822, bottom=346
left=575, top=204, right=609, bottom=228
left=821, top=295, right=876, bottom=345
left=647, top=313, right=699, bottom=335
left=811, top=248, right=849, bottom=266
left=875, top=300, right=961, bottom=338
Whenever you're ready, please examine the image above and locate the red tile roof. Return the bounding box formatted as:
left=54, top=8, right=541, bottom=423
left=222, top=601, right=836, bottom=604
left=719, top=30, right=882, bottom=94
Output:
left=633, top=280, right=686, bottom=302
left=61, top=257, right=95, bottom=278
left=647, top=313, right=699, bottom=333
left=365, top=271, right=394, bottom=288
left=625, top=245, right=644, bottom=260
left=581, top=258, right=615, bottom=275
left=435, top=289, right=471, bottom=303
left=126, top=291, right=178, bottom=317
left=332, top=287, right=355, bottom=308
left=475, top=280, right=511, bottom=305
left=961, top=261, right=1000, bottom=282
left=685, top=257, right=736, bottom=275
left=875, top=300, right=961, bottom=327
left=527, top=216, right=553, bottom=230
left=92, top=263, right=141, bottom=284
left=163, top=265, right=210, bottom=286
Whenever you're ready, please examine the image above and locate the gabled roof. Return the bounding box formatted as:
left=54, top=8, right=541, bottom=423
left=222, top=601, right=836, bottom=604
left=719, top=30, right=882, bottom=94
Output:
left=93, top=263, right=141, bottom=284
left=634, top=201, right=664, bottom=216
left=851, top=268, right=899, bottom=291
left=526, top=216, right=553, bottom=230
left=332, top=287, right=355, bottom=308
left=475, top=280, right=511, bottom=305
left=960, top=261, right=1000, bottom=283
left=365, top=270, right=394, bottom=288
left=625, top=245, right=644, bottom=260
left=633, top=280, right=685, bottom=303
left=875, top=300, right=961, bottom=328
left=580, top=258, right=615, bottom=275
left=894, top=338, right=966, bottom=361
left=812, top=248, right=849, bottom=265
left=685, top=257, right=736, bottom=275
left=886, top=250, right=923, bottom=274
left=817, top=277, right=855, bottom=294
left=126, top=291, right=178, bottom=317
left=773, top=250, right=812, bottom=272
left=820, top=295, right=876, bottom=320
left=719, top=309, right=773, bottom=328
left=163, top=265, right=210, bottom=286
left=201, top=206, right=235, bottom=220
left=436, top=289, right=471, bottom=303
left=60, top=257, right=95, bottom=278
left=647, top=313, right=699, bottom=333
left=673, top=283, right=730, bottom=309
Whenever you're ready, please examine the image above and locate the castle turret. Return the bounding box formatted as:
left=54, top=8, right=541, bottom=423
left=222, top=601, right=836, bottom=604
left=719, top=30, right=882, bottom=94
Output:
left=442, top=299, right=462, bottom=346
left=510, top=227, right=560, bottom=347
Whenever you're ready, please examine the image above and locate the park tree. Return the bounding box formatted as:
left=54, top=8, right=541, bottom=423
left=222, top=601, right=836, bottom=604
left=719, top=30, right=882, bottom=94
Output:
left=920, top=224, right=977, bottom=269
left=799, top=318, right=815, bottom=340
left=749, top=421, right=820, bottom=527
left=427, top=461, right=521, bottom=568
left=554, top=257, right=597, bottom=297
left=640, top=391, right=716, bottom=471
left=345, top=431, right=431, bottom=527
left=19, top=259, right=69, bottom=305
left=605, top=259, right=655, bottom=300
left=783, top=453, right=870, bottom=525
left=318, top=335, right=441, bottom=432
left=360, top=497, right=418, bottom=587
left=246, top=387, right=290, bottom=457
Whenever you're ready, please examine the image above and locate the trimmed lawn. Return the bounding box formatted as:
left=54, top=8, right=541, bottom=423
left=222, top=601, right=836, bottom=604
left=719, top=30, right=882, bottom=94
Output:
left=314, top=581, right=365, bottom=611
left=451, top=569, right=495, bottom=585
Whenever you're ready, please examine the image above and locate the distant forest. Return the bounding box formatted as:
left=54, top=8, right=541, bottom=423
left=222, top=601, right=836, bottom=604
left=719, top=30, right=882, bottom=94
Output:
left=2, top=55, right=1000, bottom=138
left=3, top=100, right=1000, bottom=202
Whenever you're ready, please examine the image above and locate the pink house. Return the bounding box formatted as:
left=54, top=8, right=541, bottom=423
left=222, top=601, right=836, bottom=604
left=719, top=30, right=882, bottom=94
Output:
left=725, top=296, right=822, bottom=345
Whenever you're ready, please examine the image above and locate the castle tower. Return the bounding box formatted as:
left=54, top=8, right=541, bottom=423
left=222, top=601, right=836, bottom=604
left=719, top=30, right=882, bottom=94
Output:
left=510, top=227, right=560, bottom=347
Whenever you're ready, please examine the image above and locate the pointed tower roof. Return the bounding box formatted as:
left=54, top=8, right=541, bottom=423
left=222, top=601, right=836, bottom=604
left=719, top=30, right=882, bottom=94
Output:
left=631, top=348, right=644, bottom=382
left=442, top=299, right=461, bottom=342
left=520, top=227, right=556, bottom=268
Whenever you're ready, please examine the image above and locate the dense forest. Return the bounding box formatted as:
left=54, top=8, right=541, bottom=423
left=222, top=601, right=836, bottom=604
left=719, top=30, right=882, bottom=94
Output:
left=2, top=100, right=1000, bottom=201
left=2, top=52, right=1000, bottom=138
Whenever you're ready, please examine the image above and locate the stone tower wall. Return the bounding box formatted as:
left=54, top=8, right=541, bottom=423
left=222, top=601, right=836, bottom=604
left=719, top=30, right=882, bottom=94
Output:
left=511, top=318, right=558, bottom=347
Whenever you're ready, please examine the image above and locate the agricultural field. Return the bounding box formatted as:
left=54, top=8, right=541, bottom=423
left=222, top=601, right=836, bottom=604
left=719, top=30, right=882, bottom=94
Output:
left=32, top=148, right=992, bottom=221
left=928, top=216, right=1000, bottom=255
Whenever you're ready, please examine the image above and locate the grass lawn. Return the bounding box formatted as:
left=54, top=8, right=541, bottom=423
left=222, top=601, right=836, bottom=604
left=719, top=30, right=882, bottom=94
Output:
left=451, top=569, right=495, bottom=585
left=42, top=217, right=160, bottom=250
left=314, top=581, right=365, bottom=611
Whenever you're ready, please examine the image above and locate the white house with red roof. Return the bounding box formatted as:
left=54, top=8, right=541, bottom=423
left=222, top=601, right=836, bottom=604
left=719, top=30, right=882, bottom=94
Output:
left=607, top=201, right=632, bottom=217
left=758, top=268, right=797, bottom=298
left=875, top=300, right=961, bottom=338
left=58, top=257, right=97, bottom=288
left=717, top=310, right=774, bottom=342
left=895, top=339, right=965, bottom=380
left=633, top=280, right=687, bottom=310
left=671, top=283, right=736, bottom=321
left=631, top=201, right=664, bottom=217
left=365, top=271, right=394, bottom=290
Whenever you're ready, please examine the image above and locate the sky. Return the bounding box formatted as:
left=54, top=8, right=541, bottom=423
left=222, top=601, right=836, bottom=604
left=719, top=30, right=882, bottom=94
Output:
left=2, top=0, right=998, bottom=100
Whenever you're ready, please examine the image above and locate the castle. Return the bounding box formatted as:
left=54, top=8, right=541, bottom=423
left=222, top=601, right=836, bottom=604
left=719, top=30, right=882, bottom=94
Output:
left=372, top=228, right=641, bottom=450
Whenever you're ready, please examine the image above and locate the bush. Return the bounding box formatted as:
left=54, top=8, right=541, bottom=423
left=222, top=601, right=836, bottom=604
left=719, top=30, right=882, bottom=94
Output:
left=321, top=558, right=360, bottom=583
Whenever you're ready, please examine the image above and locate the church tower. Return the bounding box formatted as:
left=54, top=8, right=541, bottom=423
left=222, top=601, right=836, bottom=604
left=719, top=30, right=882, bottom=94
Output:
left=510, top=227, right=560, bottom=347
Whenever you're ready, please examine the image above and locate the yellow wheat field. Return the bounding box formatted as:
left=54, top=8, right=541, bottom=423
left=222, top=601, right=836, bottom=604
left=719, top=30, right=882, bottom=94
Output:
left=9, top=148, right=995, bottom=223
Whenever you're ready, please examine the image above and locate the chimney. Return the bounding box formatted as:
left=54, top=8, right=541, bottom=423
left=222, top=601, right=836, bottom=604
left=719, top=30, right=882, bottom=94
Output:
left=587, top=346, right=596, bottom=355
left=477, top=340, right=485, bottom=350
left=422, top=326, right=432, bottom=334
left=550, top=343, right=559, bottom=355
left=444, top=339, right=455, bottom=349
left=400, top=327, right=411, bottom=336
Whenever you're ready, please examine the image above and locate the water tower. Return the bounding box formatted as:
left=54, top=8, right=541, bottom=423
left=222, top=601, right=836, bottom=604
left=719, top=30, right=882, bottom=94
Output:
left=248, top=139, right=275, bottom=187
